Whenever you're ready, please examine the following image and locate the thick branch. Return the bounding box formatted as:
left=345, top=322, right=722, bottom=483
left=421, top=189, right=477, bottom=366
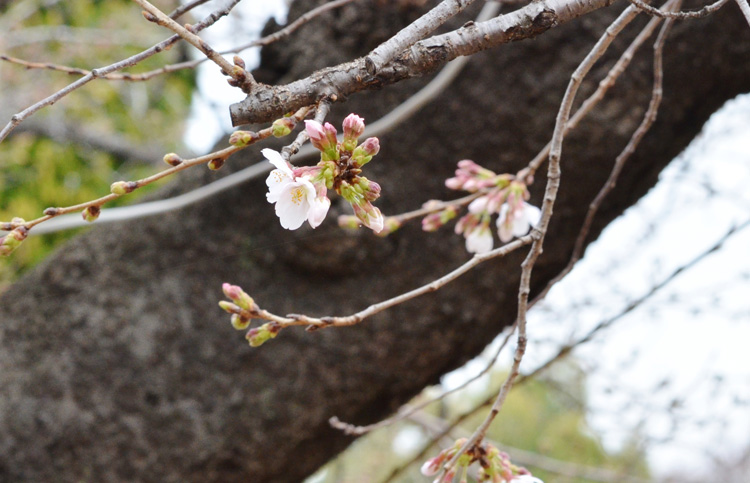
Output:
left=229, top=0, right=615, bottom=126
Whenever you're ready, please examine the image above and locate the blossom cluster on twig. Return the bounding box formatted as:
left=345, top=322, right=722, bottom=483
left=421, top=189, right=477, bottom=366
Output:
left=421, top=438, right=543, bottom=483
left=423, top=160, right=541, bottom=254
left=264, top=113, right=384, bottom=232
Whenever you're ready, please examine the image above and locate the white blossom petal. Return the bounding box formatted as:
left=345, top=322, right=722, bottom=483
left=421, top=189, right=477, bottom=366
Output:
left=468, top=196, right=490, bottom=214
left=368, top=207, right=384, bottom=233
left=274, top=180, right=315, bottom=230
left=262, top=148, right=292, bottom=174
left=466, top=227, right=493, bottom=253
left=307, top=196, right=330, bottom=228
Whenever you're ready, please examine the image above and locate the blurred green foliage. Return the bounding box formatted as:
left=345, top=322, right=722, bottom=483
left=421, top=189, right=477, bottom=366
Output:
left=0, top=0, right=197, bottom=291
left=308, top=361, right=650, bottom=483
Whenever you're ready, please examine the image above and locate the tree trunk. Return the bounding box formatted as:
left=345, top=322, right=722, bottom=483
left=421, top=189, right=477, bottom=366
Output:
left=1, top=1, right=748, bottom=481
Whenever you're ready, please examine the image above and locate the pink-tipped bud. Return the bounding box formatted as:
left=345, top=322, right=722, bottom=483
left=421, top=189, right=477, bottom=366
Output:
left=361, top=179, right=381, bottom=202
left=110, top=181, right=137, bottom=195
left=222, top=283, right=254, bottom=311
left=82, top=205, right=101, bottom=223
left=305, top=120, right=339, bottom=160
left=342, top=114, right=365, bottom=150
left=351, top=137, right=379, bottom=166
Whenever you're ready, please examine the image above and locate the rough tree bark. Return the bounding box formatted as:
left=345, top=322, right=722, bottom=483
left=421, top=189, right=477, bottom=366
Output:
left=0, top=0, right=748, bottom=481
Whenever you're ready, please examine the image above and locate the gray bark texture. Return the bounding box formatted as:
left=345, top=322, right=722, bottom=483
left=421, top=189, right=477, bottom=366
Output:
left=1, top=0, right=749, bottom=481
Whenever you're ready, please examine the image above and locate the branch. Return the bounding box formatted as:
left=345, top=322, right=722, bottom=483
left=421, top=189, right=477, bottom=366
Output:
left=364, top=0, right=479, bottom=74
left=133, top=0, right=255, bottom=91
left=0, top=0, right=243, bottom=144
left=627, top=0, right=728, bottom=18
left=736, top=0, right=750, bottom=25
left=440, top=2, right=643, bottom=475
left=230, top=0, right=616, bottom=126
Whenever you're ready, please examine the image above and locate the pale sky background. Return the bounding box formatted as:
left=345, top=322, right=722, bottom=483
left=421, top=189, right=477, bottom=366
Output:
left=184, top=0, right=750, bottom=479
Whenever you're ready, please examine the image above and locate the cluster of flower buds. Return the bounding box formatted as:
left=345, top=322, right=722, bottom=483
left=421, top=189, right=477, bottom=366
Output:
left=421, top=201, right=458, bottom=232
left=430, top=161, right=541, bottom=254
left=421, top=439, right=543, bottom=483
left=218, top=283, right=281, bottom=347
left=0, top=220, right=29, bottom=257
left=264, top=114, right=384, bottom=232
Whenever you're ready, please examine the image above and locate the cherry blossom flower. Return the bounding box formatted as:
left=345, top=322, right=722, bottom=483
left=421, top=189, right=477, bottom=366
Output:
left=465, top=223, right=493, bottom=254
left=496, top=201, right=541, bottom=242
left=263, top=149, right=330, bottom=230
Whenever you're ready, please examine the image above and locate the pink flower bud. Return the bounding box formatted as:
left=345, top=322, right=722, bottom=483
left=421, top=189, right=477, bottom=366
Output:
left=359, top=137, right=379, bottom=157
left=222, top=283, right=254, bottom=310
left=342, top=113, right=365, bottom=149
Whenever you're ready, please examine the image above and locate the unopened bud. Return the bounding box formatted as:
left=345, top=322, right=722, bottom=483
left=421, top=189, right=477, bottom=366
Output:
left=110, top=181, right=137, bottom=195
left=377, top=217, right=401, bottom=236
left=0, top=226, right=28, bottom=257
left=222, top=283, right=254, bottom=311
left=82, top=205, right=101, bottom=223
left=219, top=300, right=240, bottom=314
left=352, top=137, right=379, bottom=166
left=163, top=152, right=183, bottom=166
left=229, top=130, right=257, bottom=147
left=230, top=65, right=246, bottom=80
left=246, top=322, right=280, bottom=347
left=230, top=313, right=251, bottom=330
left=272, top=118, right=294, bottom=138
left=233, top=55, right=246, bottom=69
left=342, top=113, right=365, bottom=151
left=208, top=158, right=225, bottom=170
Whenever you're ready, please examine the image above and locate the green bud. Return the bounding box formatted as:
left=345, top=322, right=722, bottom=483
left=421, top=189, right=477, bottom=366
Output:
left=82, top=206, right=101, bottom=223
left=219, top=300, right=239, bottom=314
left=230, top=314, right=251, bottom=330
left=163, top=153, right=183, bottom=166
left=229, top=130, right=257, bottom=147
left=246, top=322, right=280, bottom=347
left=0, top=227, right=28, bottom=257
left=110, top=181, right=137, bottom=195
left=208, top=158, right=225, bottom=170
left=272, top=118, right=293, bottom=138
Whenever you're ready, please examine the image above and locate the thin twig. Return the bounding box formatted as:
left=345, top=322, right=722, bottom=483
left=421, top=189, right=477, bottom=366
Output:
left=0, top=107, right=313, bottom=232
left=329, top=324, right=517, bottom=436
left=384, top=219, right=750, bottom=483
left=518, top=218, right=750, bottom=384
left=3, top=0, right=504, bottom=238
left=438, top=5, right=643, bottom=477
left=627, top=0, right=728, bottom=18
left=249, top=0, right=358, bottom=47
left=525, top=7, right=671, bottom=178
left=132, top=0, right=254, bottom=91
left=0, top=0, right=243, bottom=144
left=250, top=237, right=533, bottom=331
left=533, top=0, right=679, bottom=303
left=1, top=0, right=361, bottom=83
